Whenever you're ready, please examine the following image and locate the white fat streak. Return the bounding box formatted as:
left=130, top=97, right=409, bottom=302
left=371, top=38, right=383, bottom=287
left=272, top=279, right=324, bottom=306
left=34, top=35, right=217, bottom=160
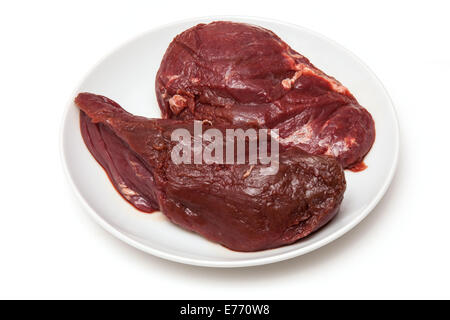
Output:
left=166, top=75, right=180, bottom=84
left=281, top=62, right=348, bottom=95
left=118, top=183, right=137, bottom=197
left=299, top=65, right=348, bottom=94
left=280, top=123, right=314, bottom=144
left=282, top=70, right=303, bottom=90
left=169, top=94, right=187, bottom=108
left=321, top=136, right=357, bottom=157
left=280, top=121, right=358, bottom=157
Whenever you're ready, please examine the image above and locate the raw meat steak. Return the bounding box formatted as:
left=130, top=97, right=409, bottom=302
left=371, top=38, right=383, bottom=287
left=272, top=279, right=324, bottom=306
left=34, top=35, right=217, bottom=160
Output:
left=76, top=93, right=346, bottom=251
left=156, top=21, right=375, bottom=169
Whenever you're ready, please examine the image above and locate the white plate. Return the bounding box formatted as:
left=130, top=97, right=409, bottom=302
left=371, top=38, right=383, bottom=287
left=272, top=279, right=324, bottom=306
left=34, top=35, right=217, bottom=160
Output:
left=60, top=16, right=399, bottom=267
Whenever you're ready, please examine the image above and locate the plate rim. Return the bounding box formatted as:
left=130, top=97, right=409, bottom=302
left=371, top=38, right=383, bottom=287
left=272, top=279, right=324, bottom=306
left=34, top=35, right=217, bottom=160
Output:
left=60, top=15, right=400, bottom=268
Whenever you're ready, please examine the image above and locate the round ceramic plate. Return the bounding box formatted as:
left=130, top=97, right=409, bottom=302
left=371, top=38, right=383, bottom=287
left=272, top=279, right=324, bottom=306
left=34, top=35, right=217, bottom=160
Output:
left=61, top=16, right=399, bottom=267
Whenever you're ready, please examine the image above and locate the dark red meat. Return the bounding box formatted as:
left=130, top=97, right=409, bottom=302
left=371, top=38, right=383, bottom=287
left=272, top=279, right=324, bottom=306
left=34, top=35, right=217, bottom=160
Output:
left=156, top=21, right=375, bottom=169
left=76, top=93, right=346, bottom=252
left=80, top=111, right=159, bottom=213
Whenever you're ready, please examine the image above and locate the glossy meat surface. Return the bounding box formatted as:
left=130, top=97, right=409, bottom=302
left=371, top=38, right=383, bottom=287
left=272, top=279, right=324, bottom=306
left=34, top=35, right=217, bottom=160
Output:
left=76, top=93, right=346, bottom=251
left=156, top=21, right=375, bottom=168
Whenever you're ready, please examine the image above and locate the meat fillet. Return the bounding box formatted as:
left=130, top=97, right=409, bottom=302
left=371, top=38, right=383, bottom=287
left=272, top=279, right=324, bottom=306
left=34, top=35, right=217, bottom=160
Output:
left=156, top=21, right=375, bottom=169
left=76, top=93, right=346, bottom=251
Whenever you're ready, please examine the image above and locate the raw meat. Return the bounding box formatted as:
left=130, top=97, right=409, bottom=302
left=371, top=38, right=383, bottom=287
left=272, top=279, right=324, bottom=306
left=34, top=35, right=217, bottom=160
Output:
left=76, top=93, right=346, bottom=251
left=156, top=21, right=375, bottom=169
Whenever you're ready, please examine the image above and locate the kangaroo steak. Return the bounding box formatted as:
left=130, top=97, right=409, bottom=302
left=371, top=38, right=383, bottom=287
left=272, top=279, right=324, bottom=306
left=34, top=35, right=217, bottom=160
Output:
left=156, top=21, right=375, bottom=169
left=76, top=92, right=346, bottom=251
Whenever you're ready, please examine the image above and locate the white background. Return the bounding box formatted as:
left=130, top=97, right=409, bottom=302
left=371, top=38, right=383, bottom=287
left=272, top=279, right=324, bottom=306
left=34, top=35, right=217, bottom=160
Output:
left=1, top=0, right=449, bottom=299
